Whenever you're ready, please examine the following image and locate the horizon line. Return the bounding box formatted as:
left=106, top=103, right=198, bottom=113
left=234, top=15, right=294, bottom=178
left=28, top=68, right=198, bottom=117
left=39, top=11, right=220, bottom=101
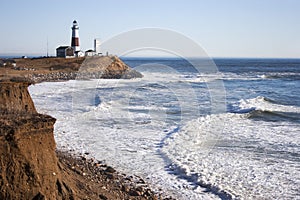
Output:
left=1, top=53, right=300, bottom=60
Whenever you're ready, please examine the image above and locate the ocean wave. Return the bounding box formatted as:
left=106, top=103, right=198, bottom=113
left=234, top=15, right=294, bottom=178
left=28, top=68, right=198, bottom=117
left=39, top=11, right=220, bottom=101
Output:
left=162, top=111, right=300, bottom=199
left=180, top=72, right=300, bottom=83
left=179, top=72, right=267, bottom=83
left=229, top=96, right=300, bottom=122
left=260, top=72, right=300, bottom=80
left=247, top=110, right=300, bottom=122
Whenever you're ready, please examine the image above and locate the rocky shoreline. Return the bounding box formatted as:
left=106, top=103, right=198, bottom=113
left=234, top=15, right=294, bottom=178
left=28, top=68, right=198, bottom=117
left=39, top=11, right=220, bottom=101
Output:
left=57, top=151, right=174, bottom=200
left=24, top=68, right=143, bottom=83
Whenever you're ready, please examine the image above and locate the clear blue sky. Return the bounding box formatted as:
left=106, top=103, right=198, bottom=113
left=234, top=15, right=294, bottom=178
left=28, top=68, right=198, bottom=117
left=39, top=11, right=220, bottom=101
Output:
left=1, top=0, right=299, bottom=58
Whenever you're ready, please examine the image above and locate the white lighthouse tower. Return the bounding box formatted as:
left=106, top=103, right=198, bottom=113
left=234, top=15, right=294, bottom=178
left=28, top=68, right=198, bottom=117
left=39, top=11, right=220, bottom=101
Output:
left=71, top=20, right=80, bottom=52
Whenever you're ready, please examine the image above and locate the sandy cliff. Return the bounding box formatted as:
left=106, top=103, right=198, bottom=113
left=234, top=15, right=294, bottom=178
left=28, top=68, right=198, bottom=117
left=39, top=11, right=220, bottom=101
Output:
left=0, top=82, right=36, bottom=114
left=77, top=55, right=142, bottom=79
left=0, top=82, right=73, bottom=199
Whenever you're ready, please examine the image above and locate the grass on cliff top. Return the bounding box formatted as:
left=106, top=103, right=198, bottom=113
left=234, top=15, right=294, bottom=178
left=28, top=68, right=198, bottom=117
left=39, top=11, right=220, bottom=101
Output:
left=15, top=57, right=85, bottom=71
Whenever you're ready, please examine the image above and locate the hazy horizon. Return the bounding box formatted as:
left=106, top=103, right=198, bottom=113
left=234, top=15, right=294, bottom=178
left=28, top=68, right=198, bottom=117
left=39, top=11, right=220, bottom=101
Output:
left=0, top=53, right=300, bottom=60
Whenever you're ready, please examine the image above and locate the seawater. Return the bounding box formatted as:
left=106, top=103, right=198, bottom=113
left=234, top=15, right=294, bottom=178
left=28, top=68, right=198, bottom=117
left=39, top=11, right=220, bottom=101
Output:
left=29, top=58, right=300, bottom=199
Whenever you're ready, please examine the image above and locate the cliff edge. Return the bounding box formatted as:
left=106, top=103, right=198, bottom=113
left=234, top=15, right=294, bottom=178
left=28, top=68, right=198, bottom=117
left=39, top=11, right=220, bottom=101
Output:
left=0, top=82, right=72, bottom=199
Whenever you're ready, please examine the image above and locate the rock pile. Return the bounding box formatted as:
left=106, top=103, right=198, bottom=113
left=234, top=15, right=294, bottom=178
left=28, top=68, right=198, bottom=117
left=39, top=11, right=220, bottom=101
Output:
left=57, top=152, right=165, bottom=200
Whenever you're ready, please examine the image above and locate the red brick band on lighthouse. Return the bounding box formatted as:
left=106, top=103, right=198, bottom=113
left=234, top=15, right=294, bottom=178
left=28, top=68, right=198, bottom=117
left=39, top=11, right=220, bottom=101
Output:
left=71, top=20, right=80, bottom=52
left=71, top=37, right=79, bottom=47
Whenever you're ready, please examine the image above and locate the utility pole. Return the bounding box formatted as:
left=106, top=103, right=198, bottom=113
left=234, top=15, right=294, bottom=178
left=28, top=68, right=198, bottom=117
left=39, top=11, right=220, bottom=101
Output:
left=47, top=36, right=49, bottom=57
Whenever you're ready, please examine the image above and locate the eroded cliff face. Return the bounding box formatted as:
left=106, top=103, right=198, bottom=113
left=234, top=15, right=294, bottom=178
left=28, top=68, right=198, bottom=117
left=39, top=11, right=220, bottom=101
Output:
left=77, top=55, right=143, bottom=79
left=0, top=82, right=36, bottom=114
left=0, top=82, right=73, bottom=199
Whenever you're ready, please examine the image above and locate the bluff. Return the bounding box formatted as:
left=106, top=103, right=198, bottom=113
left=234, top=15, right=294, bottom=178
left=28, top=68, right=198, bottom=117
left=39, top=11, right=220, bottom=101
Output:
left=0, top=55, right=142, bottom=83
left=0, top=82, right=73, bottom=199
left=77, top=55, right=142, bottom=79
left=0, top=82, right=36, bottom=114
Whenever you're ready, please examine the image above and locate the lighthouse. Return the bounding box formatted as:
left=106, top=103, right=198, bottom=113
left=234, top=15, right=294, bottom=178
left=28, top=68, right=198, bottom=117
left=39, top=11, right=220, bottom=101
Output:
left=71, top=20, right=80, bottom=52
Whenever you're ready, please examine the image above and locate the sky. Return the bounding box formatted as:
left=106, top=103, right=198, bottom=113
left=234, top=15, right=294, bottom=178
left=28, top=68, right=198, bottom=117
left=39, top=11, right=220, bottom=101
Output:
left=0, top=0, right=300, bottom=58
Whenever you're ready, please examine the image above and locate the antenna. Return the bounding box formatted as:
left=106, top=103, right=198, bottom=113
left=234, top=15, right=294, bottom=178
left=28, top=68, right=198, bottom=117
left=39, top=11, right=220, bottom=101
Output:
left=47, top=36, right=49, bottom=57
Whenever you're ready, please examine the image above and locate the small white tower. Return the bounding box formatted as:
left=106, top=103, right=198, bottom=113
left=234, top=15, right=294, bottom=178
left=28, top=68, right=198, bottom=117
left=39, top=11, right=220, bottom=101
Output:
left=94, top=38, right=101, bottom=54
left=71, top=20, right=80, bottom=52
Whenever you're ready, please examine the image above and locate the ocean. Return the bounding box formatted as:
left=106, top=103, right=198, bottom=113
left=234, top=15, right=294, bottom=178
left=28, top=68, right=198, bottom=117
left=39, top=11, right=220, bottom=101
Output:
left=29, top=58, right=300, bottom=199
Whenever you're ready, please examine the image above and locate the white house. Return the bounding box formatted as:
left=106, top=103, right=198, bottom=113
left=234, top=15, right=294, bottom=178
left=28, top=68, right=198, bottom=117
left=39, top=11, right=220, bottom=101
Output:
left=85, top=49, right=96, bottom=57
left=75, top=51, right=85, bottom=57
